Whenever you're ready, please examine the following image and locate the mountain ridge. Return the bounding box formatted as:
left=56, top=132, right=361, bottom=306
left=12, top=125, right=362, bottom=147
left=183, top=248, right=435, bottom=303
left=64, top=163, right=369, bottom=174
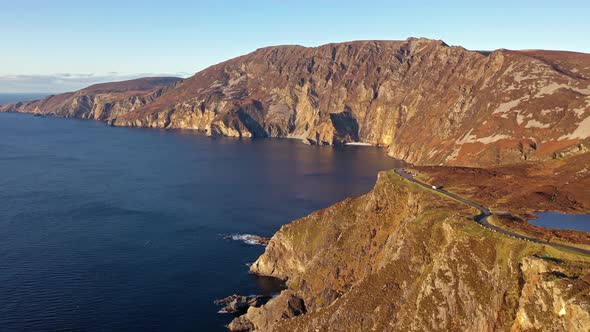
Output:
left=2, top=38, right=589, bottom=167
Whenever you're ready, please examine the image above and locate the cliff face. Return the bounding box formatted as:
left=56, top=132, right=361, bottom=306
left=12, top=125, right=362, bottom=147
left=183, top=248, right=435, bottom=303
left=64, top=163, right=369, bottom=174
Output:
left=3, top=39, right=588, bottom=166
left=109, top=38, right=590, bottom=166
left=0, top=77, right=180, bottom=121
left=237, top=171, right=590, bottom=331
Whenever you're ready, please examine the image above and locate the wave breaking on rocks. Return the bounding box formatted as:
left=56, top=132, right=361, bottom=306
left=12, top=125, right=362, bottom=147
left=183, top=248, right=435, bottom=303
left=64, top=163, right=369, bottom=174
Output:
left=223, top=234, right=270, bottom=246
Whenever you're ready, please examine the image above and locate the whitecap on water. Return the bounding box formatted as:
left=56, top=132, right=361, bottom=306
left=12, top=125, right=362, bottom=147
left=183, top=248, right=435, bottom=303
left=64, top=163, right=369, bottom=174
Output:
left=223, top=234, right=269, bottom=246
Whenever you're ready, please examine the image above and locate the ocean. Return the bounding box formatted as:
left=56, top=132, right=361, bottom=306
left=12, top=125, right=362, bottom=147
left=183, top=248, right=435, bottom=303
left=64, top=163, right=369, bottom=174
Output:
left=0, top=93, right=49, bottom=105
left=0, top=102, right=403, bottom=331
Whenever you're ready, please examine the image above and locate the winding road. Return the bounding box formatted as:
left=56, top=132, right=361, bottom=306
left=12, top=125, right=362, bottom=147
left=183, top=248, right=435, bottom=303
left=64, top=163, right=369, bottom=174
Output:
left=395, top=169, right=590, bottom=256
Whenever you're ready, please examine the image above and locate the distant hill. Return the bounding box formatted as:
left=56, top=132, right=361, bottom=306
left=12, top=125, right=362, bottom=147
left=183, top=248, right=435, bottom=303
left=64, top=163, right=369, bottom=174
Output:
left=0, top=77, right=180, bottom=121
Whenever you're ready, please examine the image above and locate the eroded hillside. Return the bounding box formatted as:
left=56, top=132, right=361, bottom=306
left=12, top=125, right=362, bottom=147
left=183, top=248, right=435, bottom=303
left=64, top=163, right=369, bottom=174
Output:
left=110, top=39, right=590, bottom=166
left=2, top=39, right=589, bottom=166
left=229, top=171, right=590, bottom=331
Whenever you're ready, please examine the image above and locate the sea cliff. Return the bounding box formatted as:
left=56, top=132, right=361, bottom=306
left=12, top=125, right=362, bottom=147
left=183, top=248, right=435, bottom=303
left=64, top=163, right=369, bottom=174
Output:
left=231, top=171, right=590, bottom=331
left=3, top=39, right=590, bottom=167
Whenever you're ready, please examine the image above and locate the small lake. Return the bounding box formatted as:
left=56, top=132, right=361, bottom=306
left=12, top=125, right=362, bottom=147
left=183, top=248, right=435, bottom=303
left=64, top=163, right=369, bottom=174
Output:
left=529, top=212, right=590, bottom=233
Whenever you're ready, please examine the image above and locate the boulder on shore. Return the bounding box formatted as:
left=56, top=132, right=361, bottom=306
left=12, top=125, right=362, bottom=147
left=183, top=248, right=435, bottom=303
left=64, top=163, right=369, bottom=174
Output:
left=214, top=294, right=271, bottom=314
left=227, top=290, right=306, bottom=331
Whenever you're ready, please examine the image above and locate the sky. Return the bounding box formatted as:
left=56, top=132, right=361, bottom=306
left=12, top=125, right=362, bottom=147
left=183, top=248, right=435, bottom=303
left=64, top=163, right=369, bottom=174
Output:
left=1, top=0, right=589, bottom=92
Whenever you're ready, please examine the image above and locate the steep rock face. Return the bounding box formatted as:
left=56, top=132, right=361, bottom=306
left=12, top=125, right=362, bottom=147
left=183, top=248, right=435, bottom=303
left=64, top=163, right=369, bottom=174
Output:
left=109, top=38, right=590, bottom=166
left=241, top=171, right=590, bottom=331
left=512, top=257, right=590, bottom=331
left=3, top=39, right=589, bottom=166
left=0, top=77, right=180, bottom=120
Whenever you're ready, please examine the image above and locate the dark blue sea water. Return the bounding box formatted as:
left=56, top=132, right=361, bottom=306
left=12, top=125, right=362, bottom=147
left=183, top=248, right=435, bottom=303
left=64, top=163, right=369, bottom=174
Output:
left=0, top=93, right=49, bottom=105
left=529, top=212, right=590, bottom=232
left=0, top=110, right=402, bottom=331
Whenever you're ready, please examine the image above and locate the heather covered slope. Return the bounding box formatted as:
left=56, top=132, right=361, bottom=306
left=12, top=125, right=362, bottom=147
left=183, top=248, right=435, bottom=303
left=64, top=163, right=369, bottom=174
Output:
left=414, top=152, right=590, bottom=214
left=0, top=77, right=180, bottom=121
left=413, top=152, right=590, bottom=248
left=235, top=171, right=590, bottom=331
left=3, top=39, right=589, bottom=167
left=109, top=38, right=590, bottom=166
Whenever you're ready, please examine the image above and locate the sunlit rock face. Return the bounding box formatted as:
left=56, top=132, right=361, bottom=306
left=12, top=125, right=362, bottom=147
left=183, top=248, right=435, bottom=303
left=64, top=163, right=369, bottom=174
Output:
left=111, top=38, right=590, bottom=166
left=241, top=171, right=590, bottom=332
left=4, top=39, right=590, bottom=166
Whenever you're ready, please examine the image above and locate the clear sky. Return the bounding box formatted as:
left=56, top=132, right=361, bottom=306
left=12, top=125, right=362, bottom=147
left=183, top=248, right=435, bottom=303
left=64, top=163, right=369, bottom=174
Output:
left=1, top=0, right=589, bottom=92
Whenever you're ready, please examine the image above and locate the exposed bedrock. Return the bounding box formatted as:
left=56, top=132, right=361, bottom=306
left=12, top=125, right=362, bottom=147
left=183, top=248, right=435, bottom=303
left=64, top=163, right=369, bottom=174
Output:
left=3, top=39, right=590, bottom=166
left=237, top=171, right=590, bottom=331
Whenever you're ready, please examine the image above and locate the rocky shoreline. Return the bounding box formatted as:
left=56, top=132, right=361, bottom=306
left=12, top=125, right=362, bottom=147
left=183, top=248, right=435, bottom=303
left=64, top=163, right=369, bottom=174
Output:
left=220, top=170, right=590, bottom=331
left=214, top=294, right=273, bottom=315
left=226, top=291, right=306, bottom=332
left=223, top=234, right=270, bottom=246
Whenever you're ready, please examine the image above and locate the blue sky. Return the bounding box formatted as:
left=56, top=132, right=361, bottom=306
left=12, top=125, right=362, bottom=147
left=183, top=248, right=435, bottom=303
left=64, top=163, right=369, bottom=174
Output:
left=1, top=0, right=589, bottom=92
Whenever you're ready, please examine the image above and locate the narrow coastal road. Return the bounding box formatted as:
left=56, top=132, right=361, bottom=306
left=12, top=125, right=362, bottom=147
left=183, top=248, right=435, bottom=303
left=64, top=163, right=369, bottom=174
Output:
left=394, top=169, right=590, bottom=256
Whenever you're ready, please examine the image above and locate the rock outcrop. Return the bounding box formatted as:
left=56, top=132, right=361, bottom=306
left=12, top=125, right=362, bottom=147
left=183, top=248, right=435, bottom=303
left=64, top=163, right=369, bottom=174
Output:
left=224, top=234, right=270, bottom=246
left=3, top=39, right=590, bottom=166
left=228, top=291, right=306, bottom=332
left=238, top=171, right=590, bottom=331
left=110, top=39, right=590, bottom=166
left=214, top=294, right=272, bottom=314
